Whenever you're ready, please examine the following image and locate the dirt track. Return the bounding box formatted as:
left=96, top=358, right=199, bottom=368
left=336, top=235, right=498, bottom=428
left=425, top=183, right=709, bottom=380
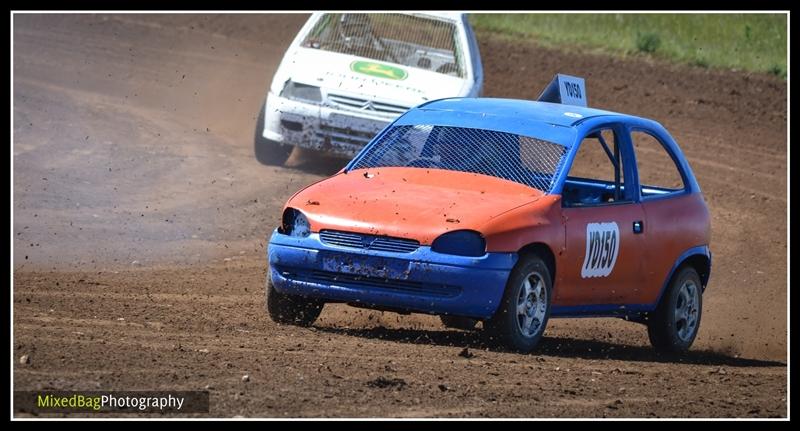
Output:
left=13, top=14, right=787, bottom=417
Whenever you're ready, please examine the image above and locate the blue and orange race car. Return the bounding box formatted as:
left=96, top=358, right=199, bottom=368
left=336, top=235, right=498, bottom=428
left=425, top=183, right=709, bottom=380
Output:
left=266, top=74, right=711, bottom=353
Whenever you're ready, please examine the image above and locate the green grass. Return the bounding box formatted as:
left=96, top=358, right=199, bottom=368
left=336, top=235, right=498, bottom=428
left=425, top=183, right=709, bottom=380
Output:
left=469, top=13, right=787, bottom=77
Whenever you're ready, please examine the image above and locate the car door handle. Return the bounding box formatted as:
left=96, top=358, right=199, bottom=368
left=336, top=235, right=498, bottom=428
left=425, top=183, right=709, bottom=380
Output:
left=633, top=220, right=644, bottom=234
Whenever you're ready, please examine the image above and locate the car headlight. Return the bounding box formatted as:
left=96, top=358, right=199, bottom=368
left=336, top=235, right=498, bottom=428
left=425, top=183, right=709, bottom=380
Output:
left=280, top=208, right=311, bottom=238
left=431, top=230, right=486, bottom=257
left=280, top=80, right=322, bottom=103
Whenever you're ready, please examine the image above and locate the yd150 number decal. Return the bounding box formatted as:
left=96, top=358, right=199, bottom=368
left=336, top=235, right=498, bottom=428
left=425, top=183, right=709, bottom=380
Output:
left=581, top=222, right=620, bottom=278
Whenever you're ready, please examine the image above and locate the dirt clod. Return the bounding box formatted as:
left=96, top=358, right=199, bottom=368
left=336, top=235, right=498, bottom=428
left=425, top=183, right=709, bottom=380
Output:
left=366, top=377, right=407, bottom=390
left=458, top=348, right=474, bottom=359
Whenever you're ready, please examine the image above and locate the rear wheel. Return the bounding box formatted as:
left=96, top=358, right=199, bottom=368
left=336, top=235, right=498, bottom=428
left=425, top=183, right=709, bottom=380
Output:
left=484, top=254, right=552, bottom=353
left=440, top=315, right=479, bottom=331
left=266, top=276, right=323, bottom=327
left=647, top=266, right=703, bottom=353
left=254, top=101, right=292, bottom=166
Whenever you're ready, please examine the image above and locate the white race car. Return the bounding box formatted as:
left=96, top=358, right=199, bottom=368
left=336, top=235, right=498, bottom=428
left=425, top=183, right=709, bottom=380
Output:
left=255, top=12, right=484, bottom=164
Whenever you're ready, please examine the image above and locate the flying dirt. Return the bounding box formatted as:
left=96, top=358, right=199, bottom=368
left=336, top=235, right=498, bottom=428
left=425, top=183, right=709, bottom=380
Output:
left=13, top=14, right=787, bottom=417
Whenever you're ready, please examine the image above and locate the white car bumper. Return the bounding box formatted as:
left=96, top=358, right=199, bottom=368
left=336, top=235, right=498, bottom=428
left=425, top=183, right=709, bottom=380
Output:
left=261, top=92, right=399, bottom=158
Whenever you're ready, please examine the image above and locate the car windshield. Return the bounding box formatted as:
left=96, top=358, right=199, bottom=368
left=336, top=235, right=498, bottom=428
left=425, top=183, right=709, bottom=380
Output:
left=349, top=125, right=568, bottom=192
left=302, top=13, right=465, bottom=78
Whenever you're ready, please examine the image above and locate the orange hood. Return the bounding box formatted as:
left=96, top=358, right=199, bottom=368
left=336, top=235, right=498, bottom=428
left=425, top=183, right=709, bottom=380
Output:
left=287, top=167, right=545, bottom=245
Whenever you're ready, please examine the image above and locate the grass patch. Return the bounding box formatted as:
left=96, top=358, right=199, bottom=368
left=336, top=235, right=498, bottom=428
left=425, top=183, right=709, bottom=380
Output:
left=635, top=31, right=661, bottom=53
left=470, top=13, right=787, bottom=77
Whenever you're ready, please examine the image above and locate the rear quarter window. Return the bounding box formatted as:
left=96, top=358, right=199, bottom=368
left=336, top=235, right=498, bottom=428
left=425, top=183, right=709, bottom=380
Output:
left=631, top=131, right=686, bottom=197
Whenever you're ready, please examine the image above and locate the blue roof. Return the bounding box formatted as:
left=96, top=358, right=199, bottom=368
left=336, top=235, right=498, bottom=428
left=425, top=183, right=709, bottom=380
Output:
left=420, top=98, right=632, bottom=126
left=395, top=98, right=639, bottom=147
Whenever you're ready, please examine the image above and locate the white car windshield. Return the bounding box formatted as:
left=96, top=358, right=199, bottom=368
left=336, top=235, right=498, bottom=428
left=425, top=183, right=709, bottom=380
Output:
left=302, top=13, right=464, bottom=78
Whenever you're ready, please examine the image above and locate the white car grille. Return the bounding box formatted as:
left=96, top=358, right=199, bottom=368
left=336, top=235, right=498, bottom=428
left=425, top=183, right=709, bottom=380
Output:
left=327, top=93, right=410, bottom=115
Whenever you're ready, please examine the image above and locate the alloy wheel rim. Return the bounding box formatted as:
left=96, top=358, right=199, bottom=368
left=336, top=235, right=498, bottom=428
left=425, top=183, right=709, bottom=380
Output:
left=674, top=280, right=700, bottom=342
left=516, top=271, right=547, bottom=338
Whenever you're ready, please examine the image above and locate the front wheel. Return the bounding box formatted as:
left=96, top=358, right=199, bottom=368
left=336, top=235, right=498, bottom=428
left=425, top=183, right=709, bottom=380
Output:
left=484, top=254, right=552, bottom=353
left=266, top=276, right=324, bottom=327
left=254, top=101, right=292, bottom=166
left=647, top=266, right=703, bottom=353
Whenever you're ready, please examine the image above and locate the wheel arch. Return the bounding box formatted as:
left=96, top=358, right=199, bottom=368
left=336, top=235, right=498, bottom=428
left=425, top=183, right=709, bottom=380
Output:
left=517, top=242, right=557, bottom=285
left=683, top=253, right=712, bottom=288
left=654, top=245, right=712, bottom=308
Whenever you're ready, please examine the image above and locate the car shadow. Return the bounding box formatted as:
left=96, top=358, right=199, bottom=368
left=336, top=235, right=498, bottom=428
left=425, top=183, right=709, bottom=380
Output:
left=312, top=325, right=785, bottom=367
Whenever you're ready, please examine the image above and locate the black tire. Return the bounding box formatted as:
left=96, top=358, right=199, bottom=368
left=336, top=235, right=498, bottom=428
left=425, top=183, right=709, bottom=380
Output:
left=440, top=315, right=479, bottom=331
left=484, top=254, right=553, bottom=353
left=647, top=266, right=703, bottom=354
left=254, top=101, right=292, bottom=166
left=266, top=275, right=323, bottom=327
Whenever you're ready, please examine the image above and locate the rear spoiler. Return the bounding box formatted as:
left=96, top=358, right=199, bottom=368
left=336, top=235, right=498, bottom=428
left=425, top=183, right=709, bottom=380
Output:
left=537, top=74, right=587, bottom=107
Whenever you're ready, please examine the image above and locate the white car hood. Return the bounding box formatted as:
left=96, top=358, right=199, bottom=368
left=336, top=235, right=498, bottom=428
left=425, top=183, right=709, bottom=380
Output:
left=282, top=48, right=469, bottom=107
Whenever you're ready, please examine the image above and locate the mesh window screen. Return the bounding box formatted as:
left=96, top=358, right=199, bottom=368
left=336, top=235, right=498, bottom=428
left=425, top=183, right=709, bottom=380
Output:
left=302, top=13, right=464, bottom=78
left=350, top=125, right=567, bottom=192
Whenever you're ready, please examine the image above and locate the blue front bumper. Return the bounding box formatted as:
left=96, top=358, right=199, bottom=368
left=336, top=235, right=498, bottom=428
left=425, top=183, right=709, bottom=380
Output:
left=267, top=230, right=517, bottom=319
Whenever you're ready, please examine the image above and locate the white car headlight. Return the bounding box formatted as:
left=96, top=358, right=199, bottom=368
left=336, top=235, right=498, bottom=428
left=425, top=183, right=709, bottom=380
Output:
left=280, top=80, right=322, bottom=103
